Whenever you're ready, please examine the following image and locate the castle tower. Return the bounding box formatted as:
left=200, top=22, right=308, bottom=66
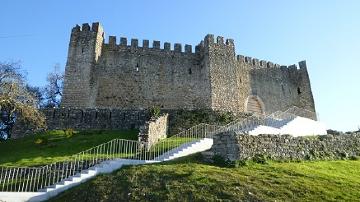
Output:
left=297, top=61, right=317, bottom=119
left=62, top=22, right=104, bottom=108
left=203, top=34, right=247, bottom=113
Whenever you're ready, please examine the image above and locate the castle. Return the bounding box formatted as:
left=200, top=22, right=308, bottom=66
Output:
left=62, top=22, right=316, bottom=118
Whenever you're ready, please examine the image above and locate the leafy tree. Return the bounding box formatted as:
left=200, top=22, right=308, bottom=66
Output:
left=26, top=85, right=44, bottom=108
left=0, top=61, right=45, bottom=140
left=42, top=64, right=64, bottom=108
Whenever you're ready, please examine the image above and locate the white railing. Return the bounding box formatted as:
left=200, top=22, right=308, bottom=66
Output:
left=0, top=139, right=140, bottom=192
left=0, top=106, right=315, bottom=192
left=0, top=124, right=221, bottom=192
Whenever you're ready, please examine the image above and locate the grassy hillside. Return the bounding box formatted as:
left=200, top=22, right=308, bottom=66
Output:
left=49, top=154, right=360, bottom=202
left=0, top=129, right=138, bottom=167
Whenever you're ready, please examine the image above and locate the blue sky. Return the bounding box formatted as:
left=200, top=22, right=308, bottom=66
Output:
left=1, top=0, right=359, bottom=131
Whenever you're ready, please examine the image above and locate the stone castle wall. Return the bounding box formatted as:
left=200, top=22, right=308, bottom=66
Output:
left=205, top=34, right=315, bottom=115
left=61, top=22, right=316, bottom=117
left=246, top=60, right=315, bottom=114
left=207, top=131, right=360, bottom=161
left=94, top=40, right=211, bottom=110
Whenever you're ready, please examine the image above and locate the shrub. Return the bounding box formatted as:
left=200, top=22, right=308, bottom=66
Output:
left=34, top=137, right=48, bottom=145
left=218, top=111, right=235, bottom=124
left=252, top=154, right=268, bottom=164
left=211, top=155, right=231, bottom=167
left=339, top=151, right=348, bottom=159
left=349, top=156, right=359, bottom=161
left=231, top=160, right=247, bottom=168
left=150, top=106, right=161, bottom=118
left=304, top=154, right=313, bottom=161
left=64, top=128, right=74, bottom=138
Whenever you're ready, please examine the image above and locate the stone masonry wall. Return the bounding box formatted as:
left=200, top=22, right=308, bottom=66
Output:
left=205, top=35, right=249, bottom=113
left=208, top=131, right=360, bottom=161
left=62, top=22, right=316, bottom=117
left=62, top=23, right=104, bottom=108
left=94, top=41, right=211, bottom=110
left=235, top=56, right=315, bottom=115
left=43, top=108, right=149, bottom=131
left=138, top=113, right=169, bottom=149
left=11, top=108, right=150, bottom=138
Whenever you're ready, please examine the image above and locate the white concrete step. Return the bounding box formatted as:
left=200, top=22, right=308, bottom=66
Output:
left=241, top=116, right=327, bottom=136
left=0, top=138, right=213, bottom=202
left=161, top=138, right=213, bottom=161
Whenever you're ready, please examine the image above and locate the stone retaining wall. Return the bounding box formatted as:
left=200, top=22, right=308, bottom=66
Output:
left=138, top=114, right=169, bottom=149
left=11, top=108, right=150, bottom=138
left=207, top=131, right=360, bottom=161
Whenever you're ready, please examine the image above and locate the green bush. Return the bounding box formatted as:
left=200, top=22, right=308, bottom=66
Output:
left=34, top=136, right=48, bottom=145
left=231, top=160, right=247, bottom=168
left=150, top=106, right=161, bottom=118
left=339, top=151, right=348, bottom=159
left=64, top=128, right=75, bottom=138
left=349, top=156, right=359, bottom=161
left=211, top=155, right=247, bottom=168
left=252, top=154, right=268, bottom=164
left=218, top=111, right=234, bottom=123
left=211, top=154, right=231, bottom=167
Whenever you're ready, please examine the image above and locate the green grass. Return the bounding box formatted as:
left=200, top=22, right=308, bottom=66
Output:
left=0, top=129, right=138, bottom=167
left=49, top=154, right=360, bottom=202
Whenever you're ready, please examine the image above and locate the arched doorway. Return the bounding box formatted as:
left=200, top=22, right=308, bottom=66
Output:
left=245, top=95, right=265, bottom=116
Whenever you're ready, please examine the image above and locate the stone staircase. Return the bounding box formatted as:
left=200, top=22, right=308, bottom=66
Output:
left=156, top=138, right=213, bottom=161
left=0, top=138, right=214, bottom=202
left=245, top=116, right=327, bottom=136
left=0, top=107, right=327, bottom=202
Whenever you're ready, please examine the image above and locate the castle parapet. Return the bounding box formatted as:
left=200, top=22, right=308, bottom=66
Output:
left=131, top=39, right=138, bottom=47
left=204, top=34, right=234, bottom=48
left=103, top=36, right=197, bottom=54
left=195, top=41, right=204, bottom=53
left=143, top=40, right=149, bottom=48
left=153, top=40, right=160, bottom=49
left=236, top=54, right=306, bottom=72
left=71, top=22, right=102, bottom=34
left=185, top=44, right=192, bottom=53
left=120, top=37, right=127, bottom=46
left=174, top=43, right=182, bottom=52
left=164, top=42, right=171, bottom=51
left=109, top=36, right=116, bottom=47
left=82, top=23, right=90, bottom=31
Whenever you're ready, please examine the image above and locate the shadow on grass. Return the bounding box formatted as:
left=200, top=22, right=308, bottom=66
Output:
left=0, top=129, right=138, bottom=167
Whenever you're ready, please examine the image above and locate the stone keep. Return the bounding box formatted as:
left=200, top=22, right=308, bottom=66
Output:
left=62, top=22, right=316, bottom=118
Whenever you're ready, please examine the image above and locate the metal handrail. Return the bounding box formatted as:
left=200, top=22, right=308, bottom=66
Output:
left=0, top=106, right=314, bottom=192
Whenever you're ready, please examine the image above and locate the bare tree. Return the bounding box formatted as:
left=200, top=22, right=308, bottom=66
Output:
left=26, top=85, right=44, bottom=108
left=43, top=64, right=64, bottom=108
left=0, top=61, right=45, bottom=140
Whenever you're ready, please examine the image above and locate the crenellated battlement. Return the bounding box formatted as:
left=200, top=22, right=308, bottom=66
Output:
left=204, top=34, right=235, bottom=47
left=64, top=22, right=316, bottom=117
left=236, top=55, right=280, bottom=68
left=71, top=22, right=102, bottom=34
left=69, top=23, right=308, bottom=72
left=103, top=35, right=202, bottom=54
left=235, top=54, right=307, bottom=72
